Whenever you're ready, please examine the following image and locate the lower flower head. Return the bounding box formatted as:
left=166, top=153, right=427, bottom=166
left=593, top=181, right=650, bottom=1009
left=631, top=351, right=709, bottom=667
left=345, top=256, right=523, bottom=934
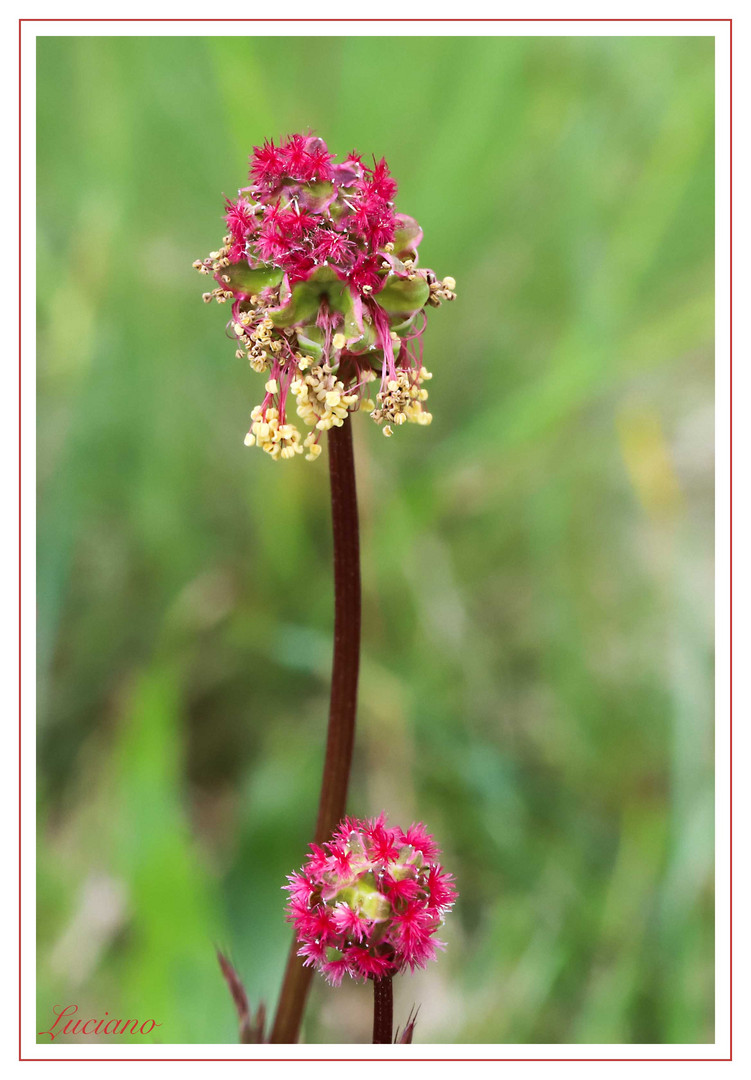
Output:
left=284, top=815, right=457, bottom=985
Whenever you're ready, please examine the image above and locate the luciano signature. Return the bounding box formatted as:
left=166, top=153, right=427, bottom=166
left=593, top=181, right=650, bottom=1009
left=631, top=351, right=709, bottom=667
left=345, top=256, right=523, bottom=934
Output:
left=38, top=1004, right=162, bottom=1041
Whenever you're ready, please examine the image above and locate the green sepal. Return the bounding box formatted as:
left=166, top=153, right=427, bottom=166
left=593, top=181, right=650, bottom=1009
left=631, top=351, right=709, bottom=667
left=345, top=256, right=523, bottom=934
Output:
left=347, top=831, right=366, bottom=856
left=376, top=274, right=430, bottom=314
left=347, top=325, right=377, bottom=355
left=330, top=873, right=392, bottom=923
left=393, top=218, right=423, bottom=260
left=299, top=180, right=335, bottom=212
left=340, top=286, right=365, bottom=344
left=296, top=324, right=324, bottom=361
left=271, top=266, right=351, bottom=329
left=359, top=889, right=391, bottom=922
left=388, top=312, right=418, bottom=335
left=221, top=262, right=283, bottom=296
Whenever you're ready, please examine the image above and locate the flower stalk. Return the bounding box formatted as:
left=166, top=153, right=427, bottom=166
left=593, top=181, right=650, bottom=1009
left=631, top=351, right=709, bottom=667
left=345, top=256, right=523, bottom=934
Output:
left=372, top=976, right=393, bottom=1044
left=315, top=421, right=362, bottom=842
left=270, top=421, right=362, bottom=1043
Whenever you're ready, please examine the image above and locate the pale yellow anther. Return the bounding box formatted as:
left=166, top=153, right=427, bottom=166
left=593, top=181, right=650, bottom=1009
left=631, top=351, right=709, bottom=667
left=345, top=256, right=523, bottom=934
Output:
left=442, top=276, right=456, bottom=291
left=332, top=333, right=346, bottom=351
left=265, top=379, right=278, bottom=394
left=244, top=433, right=255, bottom=446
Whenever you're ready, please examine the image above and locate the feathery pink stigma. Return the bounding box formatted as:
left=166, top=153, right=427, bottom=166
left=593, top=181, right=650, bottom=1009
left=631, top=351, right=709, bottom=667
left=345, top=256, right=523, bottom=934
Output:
left=283, top=815, right=456, bottom=985
left=249, top=138, right=285, bottom=185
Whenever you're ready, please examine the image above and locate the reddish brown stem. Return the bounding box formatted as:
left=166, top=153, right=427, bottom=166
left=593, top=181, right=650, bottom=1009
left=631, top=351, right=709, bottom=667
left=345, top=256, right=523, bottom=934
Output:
left=270, top=422, right=361, bottom=1043
left=372, top=976, right=394, bottom=1044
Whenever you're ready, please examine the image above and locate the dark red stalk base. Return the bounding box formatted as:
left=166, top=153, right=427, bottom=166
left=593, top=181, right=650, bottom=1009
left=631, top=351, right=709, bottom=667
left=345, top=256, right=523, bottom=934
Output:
left=372, top=976, right=394, bottom=1044
left=270, top=422, right=362, bottom=1044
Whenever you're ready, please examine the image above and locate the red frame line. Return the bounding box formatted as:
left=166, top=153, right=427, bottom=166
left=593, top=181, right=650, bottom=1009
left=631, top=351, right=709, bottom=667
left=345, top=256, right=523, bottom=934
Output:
left=19, top=12, right=734, bottom=1067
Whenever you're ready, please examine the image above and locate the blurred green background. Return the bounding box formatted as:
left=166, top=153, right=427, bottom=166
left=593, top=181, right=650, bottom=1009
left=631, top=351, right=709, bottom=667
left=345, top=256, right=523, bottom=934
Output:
left=36, top=35, right=715, bottom=1045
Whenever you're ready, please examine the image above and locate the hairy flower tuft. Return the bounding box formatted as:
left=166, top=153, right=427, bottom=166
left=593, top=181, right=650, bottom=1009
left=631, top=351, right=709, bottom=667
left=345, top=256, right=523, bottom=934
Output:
left=194, top=133, right=456, bottom=460
left=283, top=815, right=456, bottom=985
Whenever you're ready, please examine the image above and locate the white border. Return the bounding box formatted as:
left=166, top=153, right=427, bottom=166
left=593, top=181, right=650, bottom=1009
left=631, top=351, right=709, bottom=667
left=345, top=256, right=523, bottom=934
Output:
left=16, top=8, right=732, bottom=1064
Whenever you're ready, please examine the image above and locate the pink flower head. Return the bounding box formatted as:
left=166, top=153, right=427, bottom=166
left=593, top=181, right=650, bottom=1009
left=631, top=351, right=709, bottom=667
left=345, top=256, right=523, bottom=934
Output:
left=283, top=814, right=457, bottom=985
left=194, top=134, right=456, bottom=461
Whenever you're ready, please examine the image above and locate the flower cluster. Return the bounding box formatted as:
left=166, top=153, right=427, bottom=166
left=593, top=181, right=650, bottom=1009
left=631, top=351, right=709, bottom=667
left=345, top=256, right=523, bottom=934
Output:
left=284, top=815, right=457, bottom=985
left=194, top=134, right=456, bottom=460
